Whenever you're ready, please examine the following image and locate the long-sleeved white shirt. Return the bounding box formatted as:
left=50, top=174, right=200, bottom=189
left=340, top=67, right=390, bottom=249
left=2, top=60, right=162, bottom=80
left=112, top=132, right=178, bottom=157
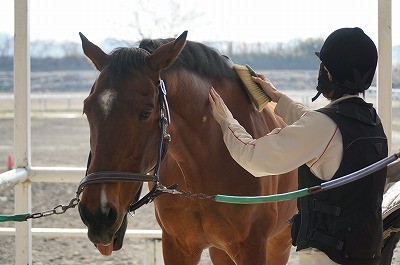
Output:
left=220, top=94, right=361, bottom=181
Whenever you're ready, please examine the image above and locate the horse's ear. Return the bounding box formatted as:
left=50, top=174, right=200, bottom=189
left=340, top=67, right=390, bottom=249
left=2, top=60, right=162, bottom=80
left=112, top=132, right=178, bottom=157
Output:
left=79, top=32, right=108, bottom=71
left=146, top=31, right=187, bottom=74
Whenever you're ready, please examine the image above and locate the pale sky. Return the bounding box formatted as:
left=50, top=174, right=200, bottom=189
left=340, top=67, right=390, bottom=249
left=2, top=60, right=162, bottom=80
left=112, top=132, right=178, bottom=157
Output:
left=0, top=0, right=399, bottom=45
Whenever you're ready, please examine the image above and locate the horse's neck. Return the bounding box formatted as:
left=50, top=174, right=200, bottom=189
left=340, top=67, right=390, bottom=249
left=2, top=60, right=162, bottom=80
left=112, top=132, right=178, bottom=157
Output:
left=165, top=71, right=269, bottom=143
left=164, top=72, right=218, bottom=158
left=165, top=71, right=209, bottom=122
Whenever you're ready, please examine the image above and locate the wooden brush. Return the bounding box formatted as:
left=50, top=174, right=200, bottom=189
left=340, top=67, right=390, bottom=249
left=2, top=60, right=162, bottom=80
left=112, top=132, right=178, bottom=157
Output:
left=232, top=64, right=271, bottom=112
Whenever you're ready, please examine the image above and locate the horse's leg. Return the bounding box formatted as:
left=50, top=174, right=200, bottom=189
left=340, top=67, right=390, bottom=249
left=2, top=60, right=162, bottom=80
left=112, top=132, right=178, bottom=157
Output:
left=161, top=232, right=202, bottom=265
left=209, top=247, right=235, bottom=265
left=218, top=240, right=267, bottom=265
left=266, top=224, right=292, bottom=265
left=225, top=226, right=291, bottom=265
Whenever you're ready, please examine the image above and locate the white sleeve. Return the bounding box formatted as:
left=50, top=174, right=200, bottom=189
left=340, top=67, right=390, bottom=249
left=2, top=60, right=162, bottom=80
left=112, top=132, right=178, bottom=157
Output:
left=220, top=110, right=338, bottom=177
left=275, top=94, right=310, bottom=125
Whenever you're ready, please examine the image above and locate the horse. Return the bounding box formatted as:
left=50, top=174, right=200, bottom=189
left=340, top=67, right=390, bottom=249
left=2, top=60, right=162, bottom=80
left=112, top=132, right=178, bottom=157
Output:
left=77, top=31, right=298, bottom=264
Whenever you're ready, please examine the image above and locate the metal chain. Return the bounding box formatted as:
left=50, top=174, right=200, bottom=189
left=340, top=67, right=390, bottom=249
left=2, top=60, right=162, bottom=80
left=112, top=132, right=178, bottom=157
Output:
left=24, top=184, right=213, bottom=221
left=26, top=197, right=80, bottom=220
left=156, top=184, right=216, bottom=200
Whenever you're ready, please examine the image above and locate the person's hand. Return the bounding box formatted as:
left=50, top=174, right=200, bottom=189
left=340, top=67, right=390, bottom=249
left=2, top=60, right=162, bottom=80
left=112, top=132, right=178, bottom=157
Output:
left=208, top=87, right=234, bottom=125
left=251, top=74, right=283, bottom=103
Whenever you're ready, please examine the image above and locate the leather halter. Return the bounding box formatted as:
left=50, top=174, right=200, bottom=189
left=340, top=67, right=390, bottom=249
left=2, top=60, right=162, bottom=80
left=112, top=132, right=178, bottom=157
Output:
left=78, top=79, right=172, bottom=213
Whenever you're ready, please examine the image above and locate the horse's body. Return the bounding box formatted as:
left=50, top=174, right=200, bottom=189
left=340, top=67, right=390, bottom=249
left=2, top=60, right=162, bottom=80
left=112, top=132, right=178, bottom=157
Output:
left=78, top=31, right=297, bottom=264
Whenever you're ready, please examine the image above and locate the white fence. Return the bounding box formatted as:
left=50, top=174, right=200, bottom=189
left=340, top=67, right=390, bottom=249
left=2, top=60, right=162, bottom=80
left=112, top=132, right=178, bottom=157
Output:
left=0, top=93, right=87, bottom=112
left=0, top=167, right=164, bottom=264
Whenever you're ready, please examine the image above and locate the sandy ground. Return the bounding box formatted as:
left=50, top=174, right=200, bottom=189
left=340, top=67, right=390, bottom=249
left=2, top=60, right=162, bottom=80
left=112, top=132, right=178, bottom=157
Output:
left=0, top=97, right=399, bottom=264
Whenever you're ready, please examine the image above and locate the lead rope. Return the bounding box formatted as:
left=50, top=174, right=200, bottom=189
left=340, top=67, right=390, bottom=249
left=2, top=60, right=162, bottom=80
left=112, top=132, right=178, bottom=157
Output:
left=1, top=152, right=399, bottom=222
left=215, top=152, right=400, bottom=204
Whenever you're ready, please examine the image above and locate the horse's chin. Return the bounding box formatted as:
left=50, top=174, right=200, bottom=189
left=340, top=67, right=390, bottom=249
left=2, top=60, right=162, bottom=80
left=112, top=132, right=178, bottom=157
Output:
left=95, top=214, right=128, bottom=256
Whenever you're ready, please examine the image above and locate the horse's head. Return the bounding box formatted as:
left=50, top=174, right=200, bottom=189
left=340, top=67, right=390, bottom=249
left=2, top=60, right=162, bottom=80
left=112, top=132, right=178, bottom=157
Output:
left=77, top=31, right=187, bottom=256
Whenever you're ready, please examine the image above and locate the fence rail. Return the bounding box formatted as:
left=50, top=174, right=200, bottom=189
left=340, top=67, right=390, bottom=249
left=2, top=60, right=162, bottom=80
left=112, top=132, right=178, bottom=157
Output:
left=1, top=88, right=400, bottom=113
left=0, top=227, right=162, bottom=239
left=0, top=168, right=28, bottom=191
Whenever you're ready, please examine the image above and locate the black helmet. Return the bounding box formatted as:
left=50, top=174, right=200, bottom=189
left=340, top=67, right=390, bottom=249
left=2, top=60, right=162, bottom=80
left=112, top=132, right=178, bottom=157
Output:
left=316, top=27, right=377, bottom=93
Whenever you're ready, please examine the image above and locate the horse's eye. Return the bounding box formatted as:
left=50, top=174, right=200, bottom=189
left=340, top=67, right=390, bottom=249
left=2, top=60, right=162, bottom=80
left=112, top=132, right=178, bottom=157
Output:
left=139, top=111, right=151, bottom=121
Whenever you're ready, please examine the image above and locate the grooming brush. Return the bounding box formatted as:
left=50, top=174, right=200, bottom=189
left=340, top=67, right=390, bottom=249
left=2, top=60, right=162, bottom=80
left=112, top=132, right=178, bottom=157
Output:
left=232, top=64, right=271, bottom=112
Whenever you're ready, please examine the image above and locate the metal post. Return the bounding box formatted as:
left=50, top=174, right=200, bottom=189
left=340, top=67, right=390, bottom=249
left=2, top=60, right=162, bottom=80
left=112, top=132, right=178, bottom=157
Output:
left=144, top=238, right=164, bottom=265
left=378, top=0, right=393, bottom=153
left=14, top=0, right=32, bottom=264
left=14, top=183, right=32, bottom=264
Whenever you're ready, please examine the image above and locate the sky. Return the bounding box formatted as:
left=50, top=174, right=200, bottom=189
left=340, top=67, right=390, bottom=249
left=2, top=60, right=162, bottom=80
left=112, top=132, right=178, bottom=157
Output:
left=0, top=0, right=399, bottom=46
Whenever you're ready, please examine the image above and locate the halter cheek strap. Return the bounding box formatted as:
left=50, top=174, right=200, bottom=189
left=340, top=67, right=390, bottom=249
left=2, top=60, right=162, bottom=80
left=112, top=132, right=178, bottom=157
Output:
left=154, top=79, right=171, bottom=176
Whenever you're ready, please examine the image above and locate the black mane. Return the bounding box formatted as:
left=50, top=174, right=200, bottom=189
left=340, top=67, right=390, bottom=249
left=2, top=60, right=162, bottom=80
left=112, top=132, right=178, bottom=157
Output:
left=107, top=47, right=148, bottom=86
left=105, top=37, right=238, bottom=87
left=139, top=38, right=237, bottom=79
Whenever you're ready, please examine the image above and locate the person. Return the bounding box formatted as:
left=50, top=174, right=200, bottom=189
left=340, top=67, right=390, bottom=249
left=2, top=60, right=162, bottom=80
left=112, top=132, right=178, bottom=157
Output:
left=209, top=27, right=388, bottom=265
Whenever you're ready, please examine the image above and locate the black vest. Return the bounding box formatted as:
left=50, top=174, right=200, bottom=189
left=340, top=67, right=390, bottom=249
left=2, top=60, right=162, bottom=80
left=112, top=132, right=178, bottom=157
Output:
left=291, top=97, right=388, bottom=265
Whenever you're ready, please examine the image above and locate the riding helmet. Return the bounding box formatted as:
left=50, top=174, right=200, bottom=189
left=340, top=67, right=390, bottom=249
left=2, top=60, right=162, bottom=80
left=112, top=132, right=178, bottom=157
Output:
left=315, top=27, right=378, bottom=93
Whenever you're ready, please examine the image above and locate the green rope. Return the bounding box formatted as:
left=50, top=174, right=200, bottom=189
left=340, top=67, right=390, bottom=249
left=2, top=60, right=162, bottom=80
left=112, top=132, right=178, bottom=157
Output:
left=215, top=188, right=310, bottom=204
left=0, top=214, right=29, bottom=222
left=214, top=152, right=400, bottom=204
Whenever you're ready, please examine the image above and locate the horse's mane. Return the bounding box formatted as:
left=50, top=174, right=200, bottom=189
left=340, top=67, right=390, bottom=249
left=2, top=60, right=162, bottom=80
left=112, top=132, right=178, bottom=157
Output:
left=105, top=37, right=238, bottom=87
left=139, top=38, right=237, bottom=79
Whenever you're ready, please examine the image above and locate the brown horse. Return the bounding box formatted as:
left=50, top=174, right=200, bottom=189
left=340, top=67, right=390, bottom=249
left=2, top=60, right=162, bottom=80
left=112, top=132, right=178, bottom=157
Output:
left=78, top=31, right=298, bottom=264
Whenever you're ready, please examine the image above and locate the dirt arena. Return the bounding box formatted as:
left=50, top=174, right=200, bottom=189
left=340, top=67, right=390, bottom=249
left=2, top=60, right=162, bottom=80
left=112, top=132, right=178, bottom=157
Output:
left=1, top=97, right=400, bottom=264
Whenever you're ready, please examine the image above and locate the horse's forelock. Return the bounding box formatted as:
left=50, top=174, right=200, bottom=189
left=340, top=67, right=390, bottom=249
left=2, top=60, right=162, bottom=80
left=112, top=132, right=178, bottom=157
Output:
left=106, top=47, right=148, bottom=87
left=139, top=38, right=174, bottom=54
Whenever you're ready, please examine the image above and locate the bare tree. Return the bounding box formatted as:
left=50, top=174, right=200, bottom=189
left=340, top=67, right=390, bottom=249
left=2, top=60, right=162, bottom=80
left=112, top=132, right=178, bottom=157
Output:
left=30, top=40, right=57, bottom=58
left=123, top=0, right=204, bottom=39
left=0, top=33, right=13, bottom=57
left=60, top=41, right=80, bottom=57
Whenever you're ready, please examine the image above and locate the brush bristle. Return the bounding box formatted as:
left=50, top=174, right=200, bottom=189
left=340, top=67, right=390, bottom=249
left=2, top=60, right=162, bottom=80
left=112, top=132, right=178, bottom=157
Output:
left=232, top=64, right=270, bottom=112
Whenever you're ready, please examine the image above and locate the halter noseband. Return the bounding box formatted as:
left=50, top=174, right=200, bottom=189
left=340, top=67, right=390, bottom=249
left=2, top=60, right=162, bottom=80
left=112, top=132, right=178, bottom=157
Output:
left=78, top=78, right=172, bottom=213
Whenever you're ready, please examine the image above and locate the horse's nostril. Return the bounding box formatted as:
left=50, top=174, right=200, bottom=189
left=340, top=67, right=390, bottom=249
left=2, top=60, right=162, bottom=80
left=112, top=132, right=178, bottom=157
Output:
left=104, top=204, right=118, bottom=226
left=78, top=204, right=91, bottom=226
